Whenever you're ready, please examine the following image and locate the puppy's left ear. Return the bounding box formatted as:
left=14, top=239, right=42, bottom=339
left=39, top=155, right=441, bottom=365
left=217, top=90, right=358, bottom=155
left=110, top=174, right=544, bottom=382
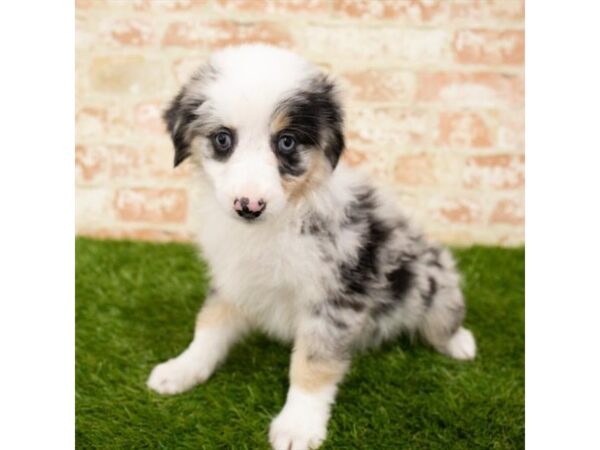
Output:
left=310, top=74, right=345, bottom=169
left=163, top=89, right=204, bottom=167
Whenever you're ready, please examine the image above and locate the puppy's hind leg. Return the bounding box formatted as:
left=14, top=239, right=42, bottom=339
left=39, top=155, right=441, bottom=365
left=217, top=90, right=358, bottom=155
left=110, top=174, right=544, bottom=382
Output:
left=147, top=295, right=249, bottom=395
left=419, top=287, right=476, bottom=361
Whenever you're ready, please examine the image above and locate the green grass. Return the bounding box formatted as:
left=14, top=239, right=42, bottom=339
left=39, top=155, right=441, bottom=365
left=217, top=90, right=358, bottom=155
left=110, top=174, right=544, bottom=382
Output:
left=76, top=237, right=524, bottom=449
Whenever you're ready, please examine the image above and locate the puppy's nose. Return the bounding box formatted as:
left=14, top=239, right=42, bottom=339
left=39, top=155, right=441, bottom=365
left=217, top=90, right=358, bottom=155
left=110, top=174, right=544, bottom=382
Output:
left=233, top=197, right=266, bottom=220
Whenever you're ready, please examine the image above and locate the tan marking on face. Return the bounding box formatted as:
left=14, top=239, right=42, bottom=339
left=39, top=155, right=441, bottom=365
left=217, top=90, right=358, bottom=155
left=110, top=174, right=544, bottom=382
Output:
left=270, top=110, right=290, bottom=135
left=196, top=301, right=241, bottom=329
left=290, top=340, right=349, bottom=392
left=281, top=151, right=330, bottom=203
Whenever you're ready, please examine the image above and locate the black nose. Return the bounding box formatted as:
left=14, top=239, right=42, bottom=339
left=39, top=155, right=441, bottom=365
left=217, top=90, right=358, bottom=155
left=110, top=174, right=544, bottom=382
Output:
left=234, top=197, right=266, bottom=220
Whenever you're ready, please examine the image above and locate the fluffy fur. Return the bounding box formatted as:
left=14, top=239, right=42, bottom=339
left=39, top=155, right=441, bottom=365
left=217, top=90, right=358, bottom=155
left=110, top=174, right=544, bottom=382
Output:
left=147, top=44, right=476, bottom=450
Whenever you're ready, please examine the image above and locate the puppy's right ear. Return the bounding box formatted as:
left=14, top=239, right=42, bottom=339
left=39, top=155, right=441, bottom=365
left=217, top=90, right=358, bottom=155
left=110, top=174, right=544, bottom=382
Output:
left=163, top=82, right=211, bottom=167
left=164, top=64, right=216, bottom=167
left=163, top=89, right=204, bottom=167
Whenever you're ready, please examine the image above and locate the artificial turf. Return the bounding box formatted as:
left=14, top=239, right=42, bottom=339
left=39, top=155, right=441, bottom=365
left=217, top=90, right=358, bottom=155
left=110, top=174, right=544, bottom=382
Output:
left=75, top=237, right=524, bottom=449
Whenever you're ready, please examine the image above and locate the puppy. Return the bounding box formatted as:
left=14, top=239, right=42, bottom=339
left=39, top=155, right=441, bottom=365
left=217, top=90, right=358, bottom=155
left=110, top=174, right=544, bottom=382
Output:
left=147, top=44, right=476, bottom=450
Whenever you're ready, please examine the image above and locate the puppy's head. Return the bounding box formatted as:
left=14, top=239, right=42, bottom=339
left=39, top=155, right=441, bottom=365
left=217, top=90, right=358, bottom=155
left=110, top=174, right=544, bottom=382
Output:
left=163, top=44, right=344, bottom=222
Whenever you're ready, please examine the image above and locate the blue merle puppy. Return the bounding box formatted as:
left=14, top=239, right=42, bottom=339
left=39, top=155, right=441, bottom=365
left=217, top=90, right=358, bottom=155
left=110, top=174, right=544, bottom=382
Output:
left=147, top=44, right=476, bottom=450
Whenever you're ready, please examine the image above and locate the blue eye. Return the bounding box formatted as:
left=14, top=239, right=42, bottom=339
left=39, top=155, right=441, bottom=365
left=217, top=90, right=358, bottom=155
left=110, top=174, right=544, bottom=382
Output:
left=277, top=134, right=296, bottom=153
left=213, top=130, right=233, bottom=152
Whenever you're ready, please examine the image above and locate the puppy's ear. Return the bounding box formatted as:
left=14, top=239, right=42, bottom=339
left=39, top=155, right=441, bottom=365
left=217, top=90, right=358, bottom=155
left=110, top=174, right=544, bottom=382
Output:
left=163, top=89, right=203, bottom=167
left=309, top=74, right=345, bottom=169
left=164, top=64, right=217, bottom=167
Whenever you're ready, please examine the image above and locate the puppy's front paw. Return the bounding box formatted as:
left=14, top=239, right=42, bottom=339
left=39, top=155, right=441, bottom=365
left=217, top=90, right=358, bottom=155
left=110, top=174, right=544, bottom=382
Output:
left=269, top=410, right=327, bottom=450
left=147, top=356, right=209, bottom=395
left=269, top=387, right=330, bottom=450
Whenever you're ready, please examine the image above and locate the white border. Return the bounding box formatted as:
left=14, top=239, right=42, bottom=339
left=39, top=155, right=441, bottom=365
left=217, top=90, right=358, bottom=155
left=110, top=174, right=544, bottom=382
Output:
left=2, top=1, right=600, bottom=448
left=527, top=1, right=600, bottom=449
left=0, top=2, right=74, bottom=448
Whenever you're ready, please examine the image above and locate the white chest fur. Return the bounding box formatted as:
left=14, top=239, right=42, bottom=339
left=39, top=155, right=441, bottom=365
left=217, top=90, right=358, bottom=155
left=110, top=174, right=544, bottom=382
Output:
left=194, top=191, right=331, bottom=342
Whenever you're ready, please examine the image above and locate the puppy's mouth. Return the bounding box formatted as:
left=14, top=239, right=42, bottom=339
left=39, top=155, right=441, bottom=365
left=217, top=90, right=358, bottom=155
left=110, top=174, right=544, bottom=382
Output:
left=235, top=211, right=265, bottom=223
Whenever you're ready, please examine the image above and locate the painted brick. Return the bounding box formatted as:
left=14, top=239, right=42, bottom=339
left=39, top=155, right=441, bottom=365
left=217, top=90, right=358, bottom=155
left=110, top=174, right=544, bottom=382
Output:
left=134, top=101, right=165, bottom=134
left=498, top=109, right=525, bottom=151
left=76, top=0, right=106, bottom=9
left=216, top=0, right=329, bottom=15
left=490, top=197, right=524, bottom=225
left=436, top=111, right=494, bottom=148
left=110, top=145, right=145, bottom=179
left=102, top=19, right=155, bottom=46
left=453, top=29, right=524, bottom=65
left=76, top=145, right=108, bottom=185
left=75, top=0, right=525, bottom=246
left=427, top=229, right=479, bottom=246
left=114, top=188, right=188, bottom=223
left=132, top=0, right=151, bottom=10
left=341, top=148, right=368, bottom=167
left=450, top=0, right=524, bottom=22
left=333, top=0, right=447, bottom=23
left=131, top=0, right=210, bottom=11
left=76, top=107, right=107, bottom=137
left=109, top=144, right=189, bottom=180
left=75, top=12, right=96, bottom=51
left=341, top=69, right=416, bottom=103
left=162, top=20, right=293, bottom=48
left=76, top=105, right=133, bottom=140
left=173, top=57, right=206, bottom=84
left=161, top=0, right=209, bottom=11
left=463, top=155, right=524, bottom=190
left=498, top=229, right=525, bottom=246
left=346, top=108, right=430, bottom=148
left=89, top=56, right=165, bottom=94
left=401, top=28, right=452, bottom=64
left=417, top=72, right=524, bottom=107
left=341, top=146, right=390, bottom=180
left=76, top=187, right=111, bottom=229
left=394, top=153, right=437, bottom=186
left=300, top=26, right=449, bottom=63
left=433, top=197, right=483, bottom=225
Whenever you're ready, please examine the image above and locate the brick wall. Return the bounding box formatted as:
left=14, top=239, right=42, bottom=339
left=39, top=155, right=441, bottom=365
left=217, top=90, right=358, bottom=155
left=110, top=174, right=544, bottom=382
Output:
left=75, top=0, right=525, bottom=246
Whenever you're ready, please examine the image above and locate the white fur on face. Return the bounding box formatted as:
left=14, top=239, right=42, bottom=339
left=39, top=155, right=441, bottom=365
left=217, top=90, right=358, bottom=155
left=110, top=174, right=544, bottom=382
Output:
left=191, top=45, right=321, bottom=220
left=201, top=142, right=287, bottom=219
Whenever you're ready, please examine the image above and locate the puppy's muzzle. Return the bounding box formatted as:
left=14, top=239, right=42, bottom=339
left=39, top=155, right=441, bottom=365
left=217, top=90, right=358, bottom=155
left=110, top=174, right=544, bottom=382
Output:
left=234, top=197, right=266, bottom=220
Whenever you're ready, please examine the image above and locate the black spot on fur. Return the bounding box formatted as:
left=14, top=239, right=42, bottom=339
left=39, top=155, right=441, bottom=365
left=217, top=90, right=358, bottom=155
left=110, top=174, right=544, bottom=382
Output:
left=301, top=219, right=323, bottom=236
left=326, top=313, right=349, bottom=330
left=301, top=213, right=336, bottom=243
left=338, top=188, right=390, bottom=296
left=423, top=276, right=437, bottom=308
left=370, top=253, right=417, bottom=318
left=328, top=295, right=366, bottom=313
left=386, top=264, right=414, bottom=300
left=311, top=303, right=348, bottom=330
left=339, top=217, right=390, bottom=296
